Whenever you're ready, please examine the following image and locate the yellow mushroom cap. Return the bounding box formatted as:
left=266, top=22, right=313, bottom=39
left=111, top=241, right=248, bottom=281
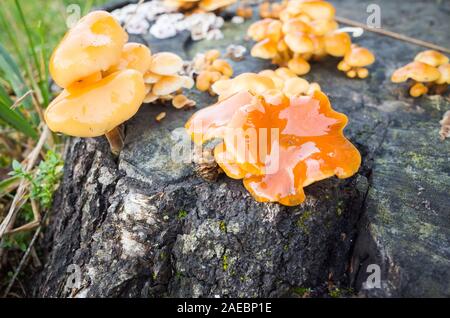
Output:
left=284, top=32, right=314, bottom=54
left=108, top=43, right=152, bottom=74
left=287, top=56, right=311, bottom=75
left=281, top=18, right=312, bottom=34
left=344, top=46, right=375, bottom=67
left=324, top=32, right=351, bottom=57
left=212, top=73, right=275, bottom=100
left=391, top=61, right=441, bottom=83
left=149, top=52, right=183, bottom=76
left=436, top=63, right=450, bottom=84
left=282, top=77, right=310, bottom=97
left=152, top=75, right=185, bottom=95
left=295, top=1, right=336, bottom=20
left=251, top=39, right=278, bottom=59
left=414, top=50, right=449, bottom=67
left=45, top=70, right=145, bottom=137
left=247, top=19, right=275, bottom=41
left=199, top=0, right=236, bottom=11
left=308, top=19, right=338, bottom=36
left=50, top=11, right=128, bottom=88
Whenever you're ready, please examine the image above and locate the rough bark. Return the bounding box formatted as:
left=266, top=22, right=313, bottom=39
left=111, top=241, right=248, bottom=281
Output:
left=33, top=0, right=450, bottom=297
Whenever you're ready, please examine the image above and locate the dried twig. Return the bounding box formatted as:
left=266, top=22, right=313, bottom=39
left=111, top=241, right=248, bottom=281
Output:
left=0, top=126, right=50, bottom=238
left=2, top=210, right=49, bottom=298
left=335, top=16, right=450, bottom=54
left=10, top=90, right=34, bottom=110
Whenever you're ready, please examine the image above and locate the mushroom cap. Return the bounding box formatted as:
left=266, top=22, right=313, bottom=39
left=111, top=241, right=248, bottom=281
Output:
left=108, top=43, right=152, bottom=74
left=324, top=32, right=351, bottom=57
left=308, top=19, right=338, bottom=36
left=275, top=67, right=298, bottom=80
left=251, top=39, right=278, bottom=59
left=281, top=18, right=312, bottom=34
left=282, top=77, right=310, bottom=97
left=391, top=61, right=441, bottom=83
left=284, top=32, right=314, bottom=54
left=287, top=56, right=311, bottom=75
left=45, top=70, right=145, bottom=137
left=436, top=63, right=450, bottom=84
left=288, top=0, right=335, bottom=20
left=199, top=0, right=236, bottom=11
left=152, top=75, right=185, bottom=95
left=247, top=19, right=276, bottom=41
left=149, top=52, right=183, bottom=76
left=185, top=91, right=254, bottom=144
left=50, top=11, right=128, bottom=88
left=258, top=70, right=285, bottom=89
left=414, top=50, right=449, bottom=67
left=212, top=73, right=276, bottom=100
left=344, top=46, right=375, bottom=67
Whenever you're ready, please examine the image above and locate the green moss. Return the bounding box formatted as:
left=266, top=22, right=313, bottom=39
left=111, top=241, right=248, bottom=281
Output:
left=222, top=254, right=229, bottom=271
left=296, top=210, right=312, bottom=234
left=329, top=287, right=342, bottom=298
left=219, top=220, right=227, bottom=233
left=292, top=287, right=311, bottom=297
left=177, top=210, right=188, bottom=219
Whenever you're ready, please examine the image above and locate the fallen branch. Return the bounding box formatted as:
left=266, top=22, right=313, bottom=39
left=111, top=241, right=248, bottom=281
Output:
left=335, top=16, right=450, bottom=54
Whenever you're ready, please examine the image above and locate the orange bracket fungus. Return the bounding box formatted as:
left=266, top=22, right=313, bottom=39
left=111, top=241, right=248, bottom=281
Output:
left=46, top=11, right=193, bottom=155
left=391, top=50, right=449, bottom=97
left=247, top=0, right=375, bottom=78
left=185, top=73, right=360, bottom=206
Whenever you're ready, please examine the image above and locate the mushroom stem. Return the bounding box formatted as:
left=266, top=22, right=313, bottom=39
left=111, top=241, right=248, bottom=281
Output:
left=105, top=126, right=124, bottom=155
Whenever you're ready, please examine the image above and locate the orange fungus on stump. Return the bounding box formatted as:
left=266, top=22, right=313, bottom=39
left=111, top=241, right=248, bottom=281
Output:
left=185, top=90, right=361, bottom=206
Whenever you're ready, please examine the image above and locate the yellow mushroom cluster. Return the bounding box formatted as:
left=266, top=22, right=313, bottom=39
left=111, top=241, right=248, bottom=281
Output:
left=211, top=68, right=321, bottom=101
left=391, top=50, right=450, bottom=97
left=143, top=52, right=194, bottom=105
left=193, top=49, right=234, bottom=94
left=164, top=0, right=236, bottom=12
left=45, top=10, right=193, bottom=154
left=248, top=0, right=375, bottom=78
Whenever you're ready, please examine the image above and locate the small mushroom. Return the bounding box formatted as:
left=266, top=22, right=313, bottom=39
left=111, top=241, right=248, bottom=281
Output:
left=391, top=61, right=441, bottom=97
left=108, top=42, right=152, bottom=75
left=45, top=70, right=146, bottom=154
left=340, top=45, right=375, bottom=78
left=324, top=32, right=351, bottom=57
left=414, top=50, right=449, bottom=67
left=287, top=56, right=311, bottom=75
left=284, top=32, right=314, bottom=54
left=289, top=1, right=336, bottom=20
left=436, top=63, right=450, bottom=85
left=149, top=52, right=183, bottom=76
left=50, top=11, right=128, bottom=88
left=211, top=73, right=275, bottom=100
left=251, top=38, right=278, bottom=59
left=391, top=61, right=440, bottom=83
left=409, top=82, right=428, bottom=98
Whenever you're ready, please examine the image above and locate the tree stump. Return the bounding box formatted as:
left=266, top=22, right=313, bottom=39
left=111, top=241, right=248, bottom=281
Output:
left=33, top=0, right=450, bottom=297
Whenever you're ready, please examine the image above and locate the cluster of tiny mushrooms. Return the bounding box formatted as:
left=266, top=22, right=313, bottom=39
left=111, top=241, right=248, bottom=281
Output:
left=44, top=1, right=449, bottom=206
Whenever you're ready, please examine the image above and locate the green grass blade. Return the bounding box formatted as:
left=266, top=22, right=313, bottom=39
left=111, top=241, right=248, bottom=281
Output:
left=0, top=44, right=32, bottom=109
left=0, top=97, right=38, bottom=139
left=14, top=0, right=44, bottom=84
